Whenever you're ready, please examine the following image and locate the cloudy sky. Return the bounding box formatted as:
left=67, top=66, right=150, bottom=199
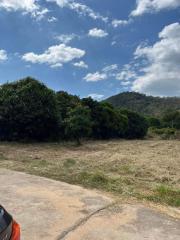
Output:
left=0, top=0, right=180, bottom=99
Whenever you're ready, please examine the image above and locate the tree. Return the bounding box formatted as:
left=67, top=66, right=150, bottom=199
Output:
left=56, top=91, right=80, bottom=138
left=56, top=91, right=80, bottom=119
left=98, top=102, right=127, bottom=139
left=146, top=116, right=161, bottom=128
left=162, top=110, right=180, bottom=129
left=120, top=109, right=148, bottom=139
left=82, top=98, right=128, bottom=139
left=0, top=77, right=60, bottom=141
left=65, top=105, right=92, bottom=144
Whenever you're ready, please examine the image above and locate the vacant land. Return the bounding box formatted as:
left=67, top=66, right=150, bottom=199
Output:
left=0, top=140, right=179, bottom=207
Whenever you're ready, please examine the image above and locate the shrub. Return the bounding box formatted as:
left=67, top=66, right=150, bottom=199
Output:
left=162, top=110, right=180, bottom=129
left=146, top=116, right=161, bottom=128
left=0, top=77, right=60, bottom=141
left=120, top=109, right=148, bottom=139
left=64, top=105, right=92, bottom=144
left=151, top=127, right=176, bottom=139
left=82, top=98, right=128, bottom=139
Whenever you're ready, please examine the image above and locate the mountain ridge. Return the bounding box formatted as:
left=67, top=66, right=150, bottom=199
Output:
left=105, top=92, right=180, bottom=116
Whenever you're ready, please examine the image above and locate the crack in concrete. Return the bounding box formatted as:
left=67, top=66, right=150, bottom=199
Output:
left=56, top=203, right=115, bottom=240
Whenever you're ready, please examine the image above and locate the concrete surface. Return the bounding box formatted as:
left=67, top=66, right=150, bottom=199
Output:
left=0, top=169, right=179, bottom=240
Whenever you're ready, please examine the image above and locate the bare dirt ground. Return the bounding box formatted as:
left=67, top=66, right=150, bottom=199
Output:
left=0, top=140, right=179, bottom=206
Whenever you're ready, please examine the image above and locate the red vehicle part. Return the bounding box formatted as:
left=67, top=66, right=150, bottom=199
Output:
left=11, top=221, right=20, bottom=240
left=0, top=206, right=20, bottom=240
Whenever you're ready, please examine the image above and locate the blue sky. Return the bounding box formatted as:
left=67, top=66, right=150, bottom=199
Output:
left=0, top=0, right=180, bottom=99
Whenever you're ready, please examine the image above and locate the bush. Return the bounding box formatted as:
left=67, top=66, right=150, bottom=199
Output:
left=0, top=77, right=60, bottom=141
left=56, top=91, right=80, bottom=139
left=162, top=110, right=180, bottom=129
left=146, top=116, right=161, bottom=128
left=149, top=127, right=176, bottom=139
left=0, top=78, right=150, bottom=142
left=64, top=105, right=92, bottom=144
left=82, top=98, right=128, bottom=139
left=120, top=109, right=148, bottom=139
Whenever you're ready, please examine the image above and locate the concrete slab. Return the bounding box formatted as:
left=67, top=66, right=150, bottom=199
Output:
left=0, top=169, right=112, bottom=240
left=65, top=204, right=180, bottom=240
left=0, top=169, right=179, bottom=240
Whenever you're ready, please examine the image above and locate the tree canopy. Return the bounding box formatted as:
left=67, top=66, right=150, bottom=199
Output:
left=0, top=77, right=159, bottom=142
left=0, top=77, right=60, bottom=141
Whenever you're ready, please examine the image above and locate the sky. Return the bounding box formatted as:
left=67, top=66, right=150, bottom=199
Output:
left=0, top=0, right=180, bottom=100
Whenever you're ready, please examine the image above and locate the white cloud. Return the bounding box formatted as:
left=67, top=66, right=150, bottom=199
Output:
left=73, top=61, right=88, bottom=69
left=121, top=81, right=131, bottom=86
left=102, top=64, right=118, bottom=72
left=47, top=0, right=108, bottom=22
left=0, top=0, right=48, bottom=19
left=131, top=0, right=180, bottom=16
left=0, top=49, right=7, bottom=62
left=83, top=64, right=119, bottom=82
left=132, top=22, right=180, bottom=96
left=47, top=16, right=58, bottom=22
left=22, top=44, right=85, bottom=68
left=84, top=72, right=107, bottom=82
left=88, top=93, right=104, bottom=100
left=88, top=28, right=108, bottom=38
left=111, top=41, right=117, bottom=46
left=112, top=19, right=130, bottom=28
left=116, top=64, right=137, bottom=81
left=55, top=34, right=77, bottom=44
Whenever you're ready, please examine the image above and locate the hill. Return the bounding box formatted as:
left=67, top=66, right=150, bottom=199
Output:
left=105, top=92, right=180, bottom=116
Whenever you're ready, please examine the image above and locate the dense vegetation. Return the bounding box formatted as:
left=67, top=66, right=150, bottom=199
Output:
left=105, top=92, right=180, bottom=117
left=0, top=77, right=179, bottom=142
left=0, top=77, right=149, bottom=142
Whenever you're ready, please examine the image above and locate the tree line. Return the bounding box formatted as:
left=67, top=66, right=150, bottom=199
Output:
left=0, top=77, right=151, bottom=143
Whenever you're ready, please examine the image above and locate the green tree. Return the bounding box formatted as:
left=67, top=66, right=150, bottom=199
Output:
left=162, top=110, right=180, bottom=129
left=98, top=102, right=128, bottom=139
left=56, top=91, right=80, bottom=119
left=0, top=77, right=60, bottom=141
left=120, top=109, right=148, bottom=139
left=65, top=105, right=92, bottom=144
left=56, top=91, right=80, bottom=138
left=82, top=98, right=128, bottom=139
left=146, top=116, right=161, bottom=128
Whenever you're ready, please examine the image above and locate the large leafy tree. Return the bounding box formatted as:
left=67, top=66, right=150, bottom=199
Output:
left=0, top=77, right=60, bottom=141
left=56, top=91, right=80, bottom=138
left=65, top=105, right=92, bottom=144
left=82, top=98, right=128, bottom=139
left=146, top=116, right=161, bottom=128
left=162, top=110, right=180, bottom=129
left=120, top=109, right=148, bottom=139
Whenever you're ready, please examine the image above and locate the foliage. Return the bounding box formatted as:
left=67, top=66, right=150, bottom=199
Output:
left=56, top=91, right=80, bottom=138
left=82, top=98, right=128, bottom=139
left=162, top=110, right=180, bottom=129
left=64, top=105, right=92, bottom=144
left=1, top=77, right=178, bottom=142
left=105, top=92, right=180, bottom=117
left=149, top=127, right=176, bottom=140
left=146, top=116, right=161, bottom=128
left=0, top=77, right=60, bottom=141
left=120, top=109, right=148, bottom=139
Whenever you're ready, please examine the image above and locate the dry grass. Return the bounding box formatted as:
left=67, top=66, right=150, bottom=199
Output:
left=0, top=140, right=179, bottom=206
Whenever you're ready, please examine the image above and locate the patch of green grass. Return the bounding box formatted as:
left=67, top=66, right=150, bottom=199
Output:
left=74, top=171, right=123, bottom=194
left=144, top=185, right=180, bottom=207
left=63, top=159, right=76, bottom=168
left=0, top=152, right=7, bottom=160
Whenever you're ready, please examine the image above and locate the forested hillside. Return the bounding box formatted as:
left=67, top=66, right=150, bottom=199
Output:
left=105, top=92, right=180, bottom=116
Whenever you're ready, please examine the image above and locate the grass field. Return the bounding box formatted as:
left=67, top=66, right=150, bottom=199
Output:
left=0, top=140, right=179, bottom=207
